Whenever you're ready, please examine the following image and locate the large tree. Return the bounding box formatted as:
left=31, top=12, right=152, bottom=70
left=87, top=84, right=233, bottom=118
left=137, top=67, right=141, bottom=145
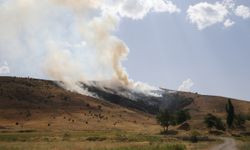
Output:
left=226, top=99, right=235, bottom=128
left=156, top=109, right=175, bottom=132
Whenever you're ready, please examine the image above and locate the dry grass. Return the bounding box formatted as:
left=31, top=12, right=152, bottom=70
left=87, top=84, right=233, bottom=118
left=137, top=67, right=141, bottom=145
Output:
left=0, top=77, right=250, bottom=149
left=0, top=130, right=182, bottom=150
left=0, top=129, right=225, bottom=150
left=0, top=77, right=160, bottom=133
left=0, top=141, right=187, bottom=150
left=235, top=136, right=250, bottom=150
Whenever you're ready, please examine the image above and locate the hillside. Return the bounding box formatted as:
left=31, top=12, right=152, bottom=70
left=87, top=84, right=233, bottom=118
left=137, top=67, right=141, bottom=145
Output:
left=0, top=77, right=158, bottom=132
left=0, top=76, right=250, bottom=132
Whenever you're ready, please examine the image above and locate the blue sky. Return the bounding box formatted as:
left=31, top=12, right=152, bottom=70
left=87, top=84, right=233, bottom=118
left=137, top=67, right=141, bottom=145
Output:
left=0, top=0, right=250, bottom=100
left=115, top=0, right=250, bottom=100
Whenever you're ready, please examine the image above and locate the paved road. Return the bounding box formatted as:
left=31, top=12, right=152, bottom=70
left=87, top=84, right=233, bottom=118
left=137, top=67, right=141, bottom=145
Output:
left=210, top=137, right=237, bottom=150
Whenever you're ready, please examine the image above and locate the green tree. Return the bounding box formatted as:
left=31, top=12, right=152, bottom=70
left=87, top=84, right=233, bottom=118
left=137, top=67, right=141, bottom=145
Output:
left=214, top=117, right=226, bottom=131
left=156, top=109, right=175, bottom=132
left=226, top=99, right=234, bottom=128
left=234, top=113, right=246, bottom=128
left=204, top=113, right=225, bottom=131
left=175, top=110, right=191, bottom=124
left=204, top=113, right=217, bottom=129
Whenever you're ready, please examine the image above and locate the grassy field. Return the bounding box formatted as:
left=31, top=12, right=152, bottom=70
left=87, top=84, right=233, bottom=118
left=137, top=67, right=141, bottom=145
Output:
left=0, top=129, right=222, bottom=150
left=0, top=130, right=180, bottom=150
left=0, top=142, right=186, bottom=150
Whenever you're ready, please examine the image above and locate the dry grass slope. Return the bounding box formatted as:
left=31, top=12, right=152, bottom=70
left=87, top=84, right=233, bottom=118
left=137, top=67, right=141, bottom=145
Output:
left=0, top=76, right=159, bottom=132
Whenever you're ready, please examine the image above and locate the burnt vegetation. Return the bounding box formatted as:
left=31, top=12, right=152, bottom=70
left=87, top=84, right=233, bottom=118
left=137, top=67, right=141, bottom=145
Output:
left=81, top=82, right=194, bottom=115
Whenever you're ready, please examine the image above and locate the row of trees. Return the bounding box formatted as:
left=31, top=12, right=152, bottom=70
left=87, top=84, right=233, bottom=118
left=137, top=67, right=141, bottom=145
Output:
left=157, top=99, right=248, bottom=132
left=204, top=99, right=247, bottom=131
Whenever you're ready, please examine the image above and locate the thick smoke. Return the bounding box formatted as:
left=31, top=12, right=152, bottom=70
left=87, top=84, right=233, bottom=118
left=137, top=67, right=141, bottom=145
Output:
left=0, top=0, right=179, bottom=95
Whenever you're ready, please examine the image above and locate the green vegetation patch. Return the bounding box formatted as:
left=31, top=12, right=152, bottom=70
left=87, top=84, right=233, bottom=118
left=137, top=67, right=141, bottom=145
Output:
left=114, top=133, right=161, bottom=142
left=96, top=143, right=186, bottom=150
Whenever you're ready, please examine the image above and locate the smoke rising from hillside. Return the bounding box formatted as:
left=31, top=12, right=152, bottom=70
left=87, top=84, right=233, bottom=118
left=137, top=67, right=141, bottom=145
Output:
left=0, top=0, right=179, bottom=95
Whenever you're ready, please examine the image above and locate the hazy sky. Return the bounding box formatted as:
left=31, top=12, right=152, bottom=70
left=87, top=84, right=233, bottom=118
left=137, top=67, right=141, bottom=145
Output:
left=116, top=0, right=250, bottom=100
left=0, top=0, right=250, bottom=100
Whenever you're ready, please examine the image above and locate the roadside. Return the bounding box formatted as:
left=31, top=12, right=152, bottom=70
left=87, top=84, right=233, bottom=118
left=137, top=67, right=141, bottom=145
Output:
left=210, top=137, right=237, bottom=150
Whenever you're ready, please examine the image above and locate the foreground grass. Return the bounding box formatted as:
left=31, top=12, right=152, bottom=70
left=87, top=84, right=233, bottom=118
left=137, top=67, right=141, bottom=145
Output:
left=239, top=143, right=250, bottom=150
left=0, top=130, right=182, bottom=150
left=0, top=130, right=220, bottom=150
left=236, top=136, right=250, bottom=150
left=0, top=130, right=163, bottom=142
left=0, top=142, right=186, bottom=150
left=96, top=143, right=186, bottom=150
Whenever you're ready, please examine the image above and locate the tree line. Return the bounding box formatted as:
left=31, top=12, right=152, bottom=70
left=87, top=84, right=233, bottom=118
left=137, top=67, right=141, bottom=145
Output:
left=157, top=99, right=249, bottom=133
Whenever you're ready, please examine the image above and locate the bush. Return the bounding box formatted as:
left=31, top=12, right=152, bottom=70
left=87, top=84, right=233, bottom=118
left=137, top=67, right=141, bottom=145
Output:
left=190, top=130, right=201, bottom=143
left=62, top=133, right=70, bottom=141
left=204, top=113, right=225, bottom=131
left=86, top=136, right=106, bottom=141
left=234, top=113, right=246, bottom=128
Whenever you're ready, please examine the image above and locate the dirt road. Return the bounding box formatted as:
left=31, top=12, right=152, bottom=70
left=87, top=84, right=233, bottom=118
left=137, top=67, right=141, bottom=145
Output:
left=210, top=137, right=237, bottom=150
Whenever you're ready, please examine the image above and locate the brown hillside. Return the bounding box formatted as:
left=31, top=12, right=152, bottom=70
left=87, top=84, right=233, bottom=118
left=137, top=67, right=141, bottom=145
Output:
left=179, top=92, right=250, bottom=129
left=0, top=76, right=250, bottom=132
left=0, top=77, right=158, bottom=133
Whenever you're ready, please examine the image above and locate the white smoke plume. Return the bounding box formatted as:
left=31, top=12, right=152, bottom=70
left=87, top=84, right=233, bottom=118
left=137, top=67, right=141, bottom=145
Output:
left=0, top=0, right=179, bottom=95
left=178, top=78, right=194, bottom=92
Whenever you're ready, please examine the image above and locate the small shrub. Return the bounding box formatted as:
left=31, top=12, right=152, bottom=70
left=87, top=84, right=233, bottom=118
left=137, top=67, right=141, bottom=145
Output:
left=234, top=113, right=246, bottom=128
left=190, top=130, right=201, bottom=143
left=190, top=135, right=198, bottom=143
left=62, top=133, right=70, bottom=141
left=26, top=110, right=32, bottom=117
left=86, top=136, right=106, bottom=141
